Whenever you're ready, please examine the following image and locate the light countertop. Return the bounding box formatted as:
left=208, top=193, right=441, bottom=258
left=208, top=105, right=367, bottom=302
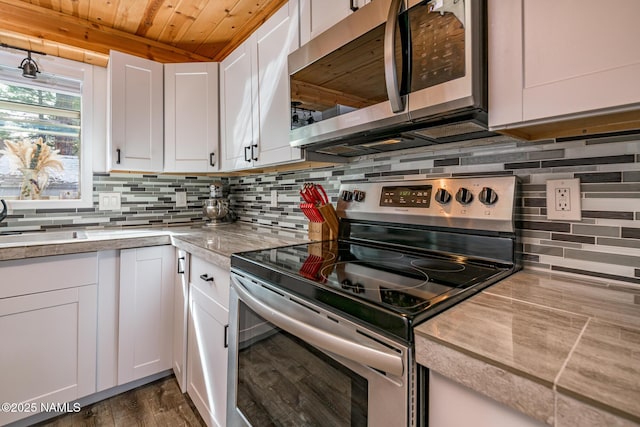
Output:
left=0, top=222, right=307, bottom=268
left=415, top=270, right=640, bottom=426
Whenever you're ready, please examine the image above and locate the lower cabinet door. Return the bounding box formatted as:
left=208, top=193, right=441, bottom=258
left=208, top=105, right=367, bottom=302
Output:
left=187, top=283, right=229, bottom=427
left=0, top=285, right=97, bottom=425
left=118, top=246, right=174, bottom=384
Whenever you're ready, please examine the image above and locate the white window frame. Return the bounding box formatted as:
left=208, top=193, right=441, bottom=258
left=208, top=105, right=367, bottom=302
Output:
left=0, top=50, right=94, bottom=209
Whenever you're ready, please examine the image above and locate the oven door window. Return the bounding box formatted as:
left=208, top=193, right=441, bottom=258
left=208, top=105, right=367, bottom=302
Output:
left=236, top=301, right=368, bottom=427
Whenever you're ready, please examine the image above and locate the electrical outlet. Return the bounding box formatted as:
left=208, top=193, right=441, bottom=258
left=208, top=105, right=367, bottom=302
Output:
left=176, top=191, right=187, bottom=208
left=270, top=190, right=278, bottom=208
left=546, top=178, right=581, bottom=221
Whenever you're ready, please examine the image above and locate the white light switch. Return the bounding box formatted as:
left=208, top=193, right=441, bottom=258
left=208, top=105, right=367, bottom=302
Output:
left=98, top=192, right=121, bottom=211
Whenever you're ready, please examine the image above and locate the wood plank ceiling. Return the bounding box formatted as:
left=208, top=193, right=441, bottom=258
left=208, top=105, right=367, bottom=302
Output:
left=0, top=0, right=288, bottom=67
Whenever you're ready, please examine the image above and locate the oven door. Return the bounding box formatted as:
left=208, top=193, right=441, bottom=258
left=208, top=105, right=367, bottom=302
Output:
left=228, top=271, right=415, bottom=427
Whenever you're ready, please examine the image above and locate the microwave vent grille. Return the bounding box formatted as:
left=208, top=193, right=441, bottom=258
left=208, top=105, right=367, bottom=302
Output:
left=412, top=121, right=487, bottom=139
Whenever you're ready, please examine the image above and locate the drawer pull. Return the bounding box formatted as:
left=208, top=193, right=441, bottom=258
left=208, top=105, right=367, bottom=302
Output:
left=177, top=256, right=185, bottom=274
left=200, top=274, right=214, bottom=283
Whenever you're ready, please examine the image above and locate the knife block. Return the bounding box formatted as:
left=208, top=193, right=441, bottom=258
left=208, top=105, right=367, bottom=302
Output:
left=308, top=221, right=329, bottom=241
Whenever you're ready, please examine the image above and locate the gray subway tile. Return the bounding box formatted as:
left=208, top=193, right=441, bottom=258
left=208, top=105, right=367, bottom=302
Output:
left=564, top=248, right=640, bottom=268
left=622, top=228, right=640, bottom=239
left=541, top=155, right=635, bottom=168
left=575, top=172, right=622, bottom=183
left=623, top=171, right=640, bottom=182
left=583, top=211, right=635, bottom=220
left=524, top=244, right=564, bottom=257
left=572, top=224, right=620, bottom=238
left=551, top=233, right=595, bottom=244
left=527, top=149, right=565, bottom=160
left=596, top=237, right=640, bottom=250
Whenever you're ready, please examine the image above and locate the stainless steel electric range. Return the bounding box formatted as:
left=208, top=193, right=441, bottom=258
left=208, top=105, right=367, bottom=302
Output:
left=227, top=176, right=520, bottom=427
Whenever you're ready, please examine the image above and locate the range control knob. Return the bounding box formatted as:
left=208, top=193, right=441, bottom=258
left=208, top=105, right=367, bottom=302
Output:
left=455, top=187, right=474, bottom=205
left=434, top=188, right=452, bottom=205
left=341, top=190, right=353, bottom=202
left=353, top=190, right=366, bottom=202
left=479, top=187, right=499, bottom=205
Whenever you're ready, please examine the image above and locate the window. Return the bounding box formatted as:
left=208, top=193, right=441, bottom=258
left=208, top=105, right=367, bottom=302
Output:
left=0, top=51, right=93, bottom=209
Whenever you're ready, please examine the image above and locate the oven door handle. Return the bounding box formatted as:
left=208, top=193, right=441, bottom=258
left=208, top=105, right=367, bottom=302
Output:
left=233, top=280, right=404, bottom=377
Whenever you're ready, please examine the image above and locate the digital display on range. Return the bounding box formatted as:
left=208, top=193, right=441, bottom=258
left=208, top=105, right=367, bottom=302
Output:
left=379, top=186, right=432, bottom=207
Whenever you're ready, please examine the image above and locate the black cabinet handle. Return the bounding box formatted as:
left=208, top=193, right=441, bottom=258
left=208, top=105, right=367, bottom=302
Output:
left=224, top=324, right=229, bottom=348
left=350, top=0, right=358, bottom=11
left=116, top=148, right=121, bottom=165
left=177, top=256, right=185, bottom=274
left=200, top=274, right=214, bottom=282
left=209, top=152, right=215, bottom=167
left=251, top=144, right=258, bottom=161
left=244, top=146, right=251, bottom=162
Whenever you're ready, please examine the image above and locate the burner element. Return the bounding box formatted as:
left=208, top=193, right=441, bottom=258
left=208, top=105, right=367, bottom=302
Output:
left=322, top=260, right=430, bottom=291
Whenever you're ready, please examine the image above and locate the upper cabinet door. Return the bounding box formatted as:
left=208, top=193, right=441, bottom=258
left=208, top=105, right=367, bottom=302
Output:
left=164, top=62, right=219, bottom=173
left=220, top=40, right=256, bottom=171
left=109, top=51, right=164, bottom=172
left=488, top=0, right=640, bottom=138
left=253, top=1, right=303, bottom=167
left=521, top=0, right=640, bottom=121
left=299, top=0, right=371, bottom=45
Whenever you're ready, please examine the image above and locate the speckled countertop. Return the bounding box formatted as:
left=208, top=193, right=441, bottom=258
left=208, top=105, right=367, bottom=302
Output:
left=0, top=222, right=307, bottom=268
left=415, top=270, right=640, bottom=427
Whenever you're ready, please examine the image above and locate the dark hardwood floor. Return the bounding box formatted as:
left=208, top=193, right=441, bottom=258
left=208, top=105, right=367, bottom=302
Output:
left=34, top=376, right=206, bottom=427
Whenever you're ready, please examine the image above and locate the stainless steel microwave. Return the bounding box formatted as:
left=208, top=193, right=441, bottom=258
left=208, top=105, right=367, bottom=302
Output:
left=288, top=0, right=492, bottom=157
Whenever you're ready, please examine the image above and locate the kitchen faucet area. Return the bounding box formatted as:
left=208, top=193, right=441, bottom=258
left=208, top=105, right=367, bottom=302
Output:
left=0, top=1, right=639, bottom=426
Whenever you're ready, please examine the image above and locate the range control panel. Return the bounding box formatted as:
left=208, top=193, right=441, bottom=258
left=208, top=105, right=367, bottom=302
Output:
left=379, top=185, right=433, bottom=208
left=337, top=177, right=518, bottom=233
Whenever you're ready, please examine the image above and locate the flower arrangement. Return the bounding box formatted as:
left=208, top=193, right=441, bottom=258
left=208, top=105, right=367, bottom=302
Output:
left=0, top=137, right=64, bottom=199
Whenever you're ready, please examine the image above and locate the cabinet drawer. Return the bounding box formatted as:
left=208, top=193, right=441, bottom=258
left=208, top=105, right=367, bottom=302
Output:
left=190, top=256, right=230, bottom=309
left=0, top=252, right=97, bottom=299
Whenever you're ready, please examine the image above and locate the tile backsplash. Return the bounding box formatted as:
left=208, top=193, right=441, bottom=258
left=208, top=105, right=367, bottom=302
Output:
left=228, top=133, right=640, bottom=285
left=1, top=133, right=638, bottom=285
left=0, top=173, right=212, bottom=231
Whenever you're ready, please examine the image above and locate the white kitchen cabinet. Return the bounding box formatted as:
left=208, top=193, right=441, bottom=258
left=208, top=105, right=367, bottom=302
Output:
left=252, top=0, right=303, bottom=167
left=164, top=62, right=220, bottom=173
left=299, top=0, right=371, bottom=45
left=173, top=249, right=190, bottom=393
left=220, top=39, right=256, bottom=171
left=109, top=50, right=164, bottom=172
left=220, top=1, right=303, bottom=171
left=488, top=0, right=640, bottom=139
left=0, top=253, right=98, bottom=426
left=118, top=245, right=174, bottom=385
left=429, top=371, right=547, bottom=427
left=186, top=256, right=230, bottom=427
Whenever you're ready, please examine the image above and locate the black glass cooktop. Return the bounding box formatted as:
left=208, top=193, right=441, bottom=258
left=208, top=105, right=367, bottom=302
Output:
left=231, top=240, right=515, bottom=342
